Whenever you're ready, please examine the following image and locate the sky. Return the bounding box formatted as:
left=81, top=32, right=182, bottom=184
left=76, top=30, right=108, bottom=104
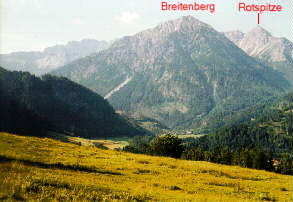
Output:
left=0, top=0, right=292, bottom=54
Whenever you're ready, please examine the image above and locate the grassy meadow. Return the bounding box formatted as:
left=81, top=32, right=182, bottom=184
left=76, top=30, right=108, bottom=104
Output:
left=0, top=132, right=292, bottom=201
left=47, top=131, right=129, bottom=150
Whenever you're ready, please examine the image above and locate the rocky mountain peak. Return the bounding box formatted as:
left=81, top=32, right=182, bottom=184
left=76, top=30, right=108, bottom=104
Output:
left=133, top=16, right=212, bottom=42
left=169, top=15, right=210, bottom=28
left=109, top=16, right=217, bottom=68
left=225, top=26, right=293, bottom=84
left=245, top=26, right=272, bottom=43
left=249, top=26, right=272, bottom=36
left=235, top=26, right=274, bottom=56
left=155, top=15, right=210, bottom=32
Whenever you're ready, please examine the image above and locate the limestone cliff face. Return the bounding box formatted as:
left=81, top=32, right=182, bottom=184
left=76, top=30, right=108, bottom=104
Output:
left=52, top=16, right=290, bottom=130
left=0, top=39, right=109, bottom=75
left=225, top=27, right=293, bottom=83
left=224, top=31, right=244, bottom=45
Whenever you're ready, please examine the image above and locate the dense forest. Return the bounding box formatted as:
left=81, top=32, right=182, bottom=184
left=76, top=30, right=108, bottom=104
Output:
left=123, top=93, right=293, bottom=175
left=0, top=67, right=147, bottom=138
left=187, top=93, right=293, bottom=156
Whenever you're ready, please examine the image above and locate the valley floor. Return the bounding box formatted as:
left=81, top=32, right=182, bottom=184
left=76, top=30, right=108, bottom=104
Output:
left=0, top=132, right=292, bottom=201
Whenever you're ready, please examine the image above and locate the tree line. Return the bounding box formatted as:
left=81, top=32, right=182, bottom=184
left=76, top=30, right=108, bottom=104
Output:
left=123, top=134, right=293, bottom=175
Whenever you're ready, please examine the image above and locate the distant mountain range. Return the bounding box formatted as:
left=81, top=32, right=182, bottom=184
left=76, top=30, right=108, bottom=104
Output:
left=225, top=27, right=293, bottom=84
left=0, top=39, right=109, bottom=75
left=0, top=67, right=147, bottom=138
left=51, top=16, right=291, bottom=132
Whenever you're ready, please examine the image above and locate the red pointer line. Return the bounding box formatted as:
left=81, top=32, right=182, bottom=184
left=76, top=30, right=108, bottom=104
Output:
left=258, top=13, right=260, bottom=24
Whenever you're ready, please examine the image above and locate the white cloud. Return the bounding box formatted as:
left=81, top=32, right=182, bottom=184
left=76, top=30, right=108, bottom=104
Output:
left=116, top=11, right=140, bottom=24
left=71, top=18, right=85, bottom=26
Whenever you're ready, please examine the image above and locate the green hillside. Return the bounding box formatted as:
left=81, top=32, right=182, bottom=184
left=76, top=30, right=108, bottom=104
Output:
left=0, top=132, right=292, bottom=201
left=188, top=93, right=293, bottom=158
left=0, top=67, right=147, bottom=138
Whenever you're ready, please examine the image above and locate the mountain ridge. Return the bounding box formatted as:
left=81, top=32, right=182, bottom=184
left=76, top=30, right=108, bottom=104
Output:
left=52, top=16, right=291, bottom=131
left=0, top=39, right=109, bottom=75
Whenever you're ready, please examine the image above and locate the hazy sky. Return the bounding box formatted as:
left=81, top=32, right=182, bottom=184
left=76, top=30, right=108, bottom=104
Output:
left=0, top=0, right=292, bottom=54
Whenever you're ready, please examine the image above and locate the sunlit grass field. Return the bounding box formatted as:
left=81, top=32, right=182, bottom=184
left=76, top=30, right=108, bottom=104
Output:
left=0, top=132, right=292, bottom=201
left=47, top=131, right=129, bottom=149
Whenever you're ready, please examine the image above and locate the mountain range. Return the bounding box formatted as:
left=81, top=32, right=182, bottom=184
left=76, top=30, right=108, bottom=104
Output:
left=0, top=39, right=109, bottom=75
left=52, top=16, right=291, bottom=132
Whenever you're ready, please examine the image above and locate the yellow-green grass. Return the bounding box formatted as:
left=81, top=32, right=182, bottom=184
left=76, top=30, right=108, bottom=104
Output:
left=47, top=131, right=128, bottom=149
left=67, top=136, right=128, bottom=150
left=0, top=132, right=292, bottom=201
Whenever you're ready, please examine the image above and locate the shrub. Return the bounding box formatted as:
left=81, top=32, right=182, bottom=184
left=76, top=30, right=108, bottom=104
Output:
left=149, top=135, right=183, bottom=158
